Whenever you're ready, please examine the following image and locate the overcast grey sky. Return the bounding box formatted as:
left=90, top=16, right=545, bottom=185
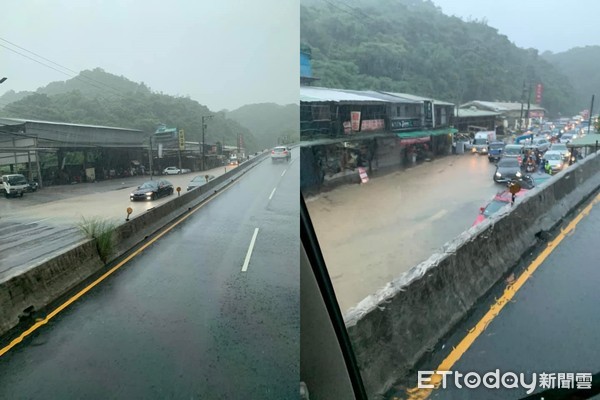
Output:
left=431, top=0, right=600, bottom=53
left=0, top=0, right=299, bottom=111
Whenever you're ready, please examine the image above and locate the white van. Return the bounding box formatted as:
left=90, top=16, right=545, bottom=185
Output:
left=1, top=174, right=28, bottom=198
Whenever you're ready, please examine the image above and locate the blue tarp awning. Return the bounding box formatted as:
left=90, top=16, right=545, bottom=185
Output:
left=515, top=134, right=533, bottom=144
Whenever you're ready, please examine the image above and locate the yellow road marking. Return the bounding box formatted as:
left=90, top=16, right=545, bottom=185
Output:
left=406, top=192, right=600, bottom=400
left=0, top=180, right=239, bottom=357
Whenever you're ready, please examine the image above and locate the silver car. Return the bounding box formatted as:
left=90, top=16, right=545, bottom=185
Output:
left=271, top=146, right=291, bottom=163
left=560, top=134, right=574, bottom=144
left=549, top=143, right=570, bottom=160
left=543, top=151, right=566, bottom=173
left=525, top=137, right=550, bottom=153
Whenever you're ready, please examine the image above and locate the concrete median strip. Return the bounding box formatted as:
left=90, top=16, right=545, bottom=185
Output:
left=343, top=152, right=600, bottom=398
left=0, top=152, right=269, bottom=340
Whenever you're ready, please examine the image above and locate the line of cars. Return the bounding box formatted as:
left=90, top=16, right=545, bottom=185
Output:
left=492, top=140, right=571, bottom=184
left=473, top=137, right=571, bottom=226
left=132, top=145, right=291, bottom=201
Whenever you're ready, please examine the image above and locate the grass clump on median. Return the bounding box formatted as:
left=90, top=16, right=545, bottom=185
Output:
left=77, top=217, right=117, bottom=263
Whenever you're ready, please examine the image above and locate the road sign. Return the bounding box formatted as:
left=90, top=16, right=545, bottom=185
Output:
left=178, top=129, right=185, bottom=150
left=509, top=182, right=521, bottom=194
left=358, top=167, right=369, bottom=184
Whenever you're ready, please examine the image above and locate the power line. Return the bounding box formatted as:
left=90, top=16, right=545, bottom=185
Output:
left=320, top=0, right=378, bottom=25
left=2, top=38, right=95, bottom=82
left=0, top=42, right=130, bottom=100
left=0, top=37, right=127, bottom=97
left=335, top=0, right=378, bottom=23
left=320, top=0, right=363, bottom=20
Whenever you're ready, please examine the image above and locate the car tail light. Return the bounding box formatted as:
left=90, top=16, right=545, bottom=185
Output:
left=283, top=150, right=288, bottom=154
left=271, top=150, right=275, bottom=154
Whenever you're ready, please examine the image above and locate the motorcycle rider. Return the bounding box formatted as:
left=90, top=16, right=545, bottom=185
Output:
left=525, top=151, right=536, bottom=172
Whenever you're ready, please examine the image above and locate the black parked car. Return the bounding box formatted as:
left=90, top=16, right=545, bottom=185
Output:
left=130, top=179, right=173, bottom=201
left=494, top=157, right=523, bottom=183
left=25, top=180, right=39, bottom=192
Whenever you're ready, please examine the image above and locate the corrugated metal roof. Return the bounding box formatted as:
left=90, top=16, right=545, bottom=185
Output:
left=301, top=87, right=455, bottom=106
left=455, top=108, right=501, bottom=117
left=0, top=117, right=144, bottom=132
left=337, top=90, right=421, bottom=104
left=381, top=91, right=455, bottom=106
left=300, top=87, right=392, bottom=103
left=461, top=101, right=545, bottom=112
left=0, top=118, right=27, bottom=127
left=567, top=133, right=600, bottom=148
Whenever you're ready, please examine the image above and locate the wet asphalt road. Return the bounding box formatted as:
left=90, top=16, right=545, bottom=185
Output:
left=390, top=192, right=600, bottom=400
left=0, top=151, right=299, bottom=399
left=0, top=164, right=237, bottom=282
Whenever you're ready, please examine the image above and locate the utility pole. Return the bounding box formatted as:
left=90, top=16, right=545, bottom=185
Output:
left=519, top=81, right=526, bottom=132
left=148, top=135, right=154, bottom=180
left=201, top=115, right=213, bottom=171
left=526, top=81, right=532, bottom=130
left=587, top=95, right=595, bottom=135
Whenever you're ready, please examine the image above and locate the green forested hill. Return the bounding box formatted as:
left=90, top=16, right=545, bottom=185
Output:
left=542, top=46, right=600, bottom=111
left=301, top=0, right=578, bottom=116
left=0, top=68, right=151, bottom=105
left=225, top=103, right=299, bottom=149
left=0, top=69, right=268, bottom=152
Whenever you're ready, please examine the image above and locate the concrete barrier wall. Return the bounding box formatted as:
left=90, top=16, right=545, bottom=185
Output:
left=0, top=239, right=103, bottom=336
left=113, top=151, right=269, bottom=256
left=0, top=152, right=269, bottom=338
left=344, top=152, right=600, bottom=398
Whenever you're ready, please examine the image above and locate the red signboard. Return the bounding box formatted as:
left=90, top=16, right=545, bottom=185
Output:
left=529, top=110, right=545, bottom=118
left=343, top=121, right=352, bottom=134
left=358, top=167, right=369, bottom=184
left=351, top=111, right=361, bottom=132
left=535, top=83, right=543, bottom=104
left=360, top=119, right=385, bottom=132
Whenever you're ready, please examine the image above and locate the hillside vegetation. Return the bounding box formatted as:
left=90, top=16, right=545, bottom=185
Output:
left=0, top=68, right=297, bottom=153
left=225, top=103, right=299, bottom=149
left=301, top=0, right=578, bottom=116
left=542, top=45, right=600, bottom=112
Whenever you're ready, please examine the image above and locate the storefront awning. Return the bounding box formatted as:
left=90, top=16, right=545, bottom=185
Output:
left=396, top=128, right=457, bottom=139
left=567, top=133, right=600, bottom=148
